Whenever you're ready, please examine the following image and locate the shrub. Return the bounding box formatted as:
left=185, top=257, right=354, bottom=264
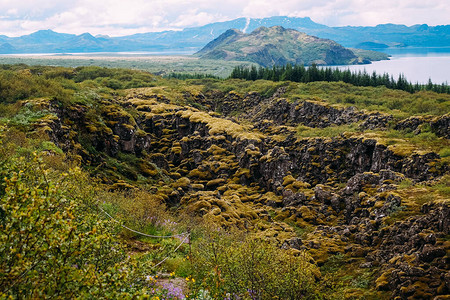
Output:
left=188, top=227, right=320, bottom=299
left=0, top=154, right=147, bottom=298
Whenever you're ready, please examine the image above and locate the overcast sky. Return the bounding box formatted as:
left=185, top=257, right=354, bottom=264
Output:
left=0, top=0, right=449, bottom=37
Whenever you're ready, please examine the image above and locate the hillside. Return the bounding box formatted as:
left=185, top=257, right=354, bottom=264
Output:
left=0, top=17, right=448, bottom=54
left=0, top=65, right=449, bottom=299
left=196, top=26, right=388, bottom=66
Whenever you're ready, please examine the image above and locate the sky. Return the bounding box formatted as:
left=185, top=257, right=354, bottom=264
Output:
left=0, top=0, right=449, bottom=37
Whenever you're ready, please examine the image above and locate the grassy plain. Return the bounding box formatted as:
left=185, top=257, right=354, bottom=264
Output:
left=0, top=54, right=255, bottom=78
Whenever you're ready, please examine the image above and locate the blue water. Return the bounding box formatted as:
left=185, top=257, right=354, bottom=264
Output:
left=382, top=47, right=450, bottom=57
left=335, top=47, right=450, bottom=84
left=3, top=47, right=450, bottom=84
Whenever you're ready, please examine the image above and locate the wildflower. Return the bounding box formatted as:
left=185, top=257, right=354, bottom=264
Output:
left=191, top=278, right=195, bottom=283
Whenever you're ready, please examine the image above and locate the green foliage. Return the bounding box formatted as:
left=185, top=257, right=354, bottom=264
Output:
left=287, top=81, right=449, bottom=117
left=320, top=253, right=346, bottom=274
left=411, top=131, right=438, bottom=142
left=350, top=48, right=390, bottom=61
left=230, top=64, right=450, bottom=94
left=0, top=69, right=73, bottom=103
left=188, top=77, right=449, bottom=117
left=39, top=141, right=64, bottom=154
left=0, top=150, right=150, bottom=298
left=398, top=179, right=413, bottom=189
left=431, top=175, right=450, bottom=197
left=188, top=228, right=320, bottom=299
left=380, top=127, right=447, bottom=153
left=6, top=104, right=53, bottom=129
left=194, top=77, right=286, bottom=99
left=0, top=64, right=157, bottom=105
left=439, top=147, right=450, bottom=158
left=99, top=188, right=175, bottom=239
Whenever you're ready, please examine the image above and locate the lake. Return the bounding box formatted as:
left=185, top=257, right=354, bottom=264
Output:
left=333, top=47, right=450, bottom=84
left=2, top=47, right=450, bottom=83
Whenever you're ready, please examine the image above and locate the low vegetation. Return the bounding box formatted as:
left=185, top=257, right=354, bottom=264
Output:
left=0, top=56, right=255, bottom=78
left=0, top=64, right=448, bottom=299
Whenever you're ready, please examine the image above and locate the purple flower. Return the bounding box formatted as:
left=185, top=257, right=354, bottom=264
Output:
left=162, top=282, right=185, bottom=299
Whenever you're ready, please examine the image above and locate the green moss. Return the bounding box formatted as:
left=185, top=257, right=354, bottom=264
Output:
left=292, top=180, right=311, bottom=189
left=191, top=183, right=204, bottom=190
left=39, top=141, right=64, bottom=155
left=188, top=168, right=212, bottom=180
left=234, top=168, right=251, bottom=179
left=282, top=175, right=296, bottom=186
left=173, top=177, right=191, bottom=189
left=177, top=109, right=265, bottom=142
left=206, top=178, right=226, bottom=187
left=207, top=144, right=227, bottom=155
left=375, top=270, right=392, bottom=291
left=298, top=206, right=316, bottom=221
left=439, top=147, right=450, bottom=157
left=171, top=146, right=182, bottom=154
left=138, top=162, right=159, bottom=177
left=136, top=129, right=147, bottom=137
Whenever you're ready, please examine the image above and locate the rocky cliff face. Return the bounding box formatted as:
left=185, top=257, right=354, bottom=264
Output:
left=34, top=85, right=449, bottom=299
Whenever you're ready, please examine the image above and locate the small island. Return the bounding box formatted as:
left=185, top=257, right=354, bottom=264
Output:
left=196, top=26, right=389, bottom=66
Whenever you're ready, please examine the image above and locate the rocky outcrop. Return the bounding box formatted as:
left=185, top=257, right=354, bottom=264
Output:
left=395, top=114, right=450, bottom=138
left=215, top=89, right=393, bottom=129
left=34, top=88, right=448, bottom=299
left=431, top=114, right=450, bottom=139
left=246, top=136, right=443, bottom=191
left=370, top=202, right=449, bottom=298
left=42, top=91, right=445, bottom=189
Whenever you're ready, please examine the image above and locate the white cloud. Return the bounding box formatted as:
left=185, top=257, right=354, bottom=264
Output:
left=172, top=9, right=227, bottom=28
left=332, top=0, right=450, bottom=26
left=0, top=0, right=448, bottom=36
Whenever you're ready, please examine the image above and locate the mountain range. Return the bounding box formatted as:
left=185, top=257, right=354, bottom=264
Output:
left=0, top=16, right=449, bottom=54
left=196, top=26, right=388, bottom=66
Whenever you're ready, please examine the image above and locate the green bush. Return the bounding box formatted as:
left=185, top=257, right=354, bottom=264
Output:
left=188, top=228, right=320, bottom=299
left=0, top=153, right=147, bottom=298
left=0, top=69, right=73, bottom=104
left=8, top=104, right=52, bottom=129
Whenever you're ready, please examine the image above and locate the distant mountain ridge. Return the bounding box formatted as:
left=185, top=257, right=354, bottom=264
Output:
left=0, top=16, right=448, bottom=54
left=196, top=26, right=386, bottom=66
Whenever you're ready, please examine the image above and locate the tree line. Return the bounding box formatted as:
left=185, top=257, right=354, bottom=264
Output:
left=229, top=64, right=450, bottom=94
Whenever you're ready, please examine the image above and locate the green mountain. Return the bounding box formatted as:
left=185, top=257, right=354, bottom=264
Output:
left=196, top=26, right=388, bottom=66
